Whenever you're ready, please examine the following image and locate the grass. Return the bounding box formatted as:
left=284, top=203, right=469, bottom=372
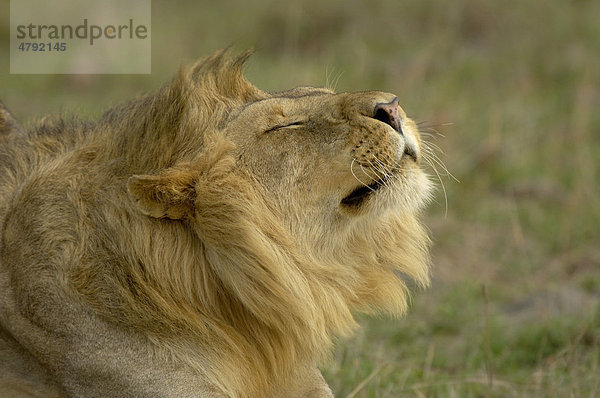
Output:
left=2, top=0, right=599, bottom=396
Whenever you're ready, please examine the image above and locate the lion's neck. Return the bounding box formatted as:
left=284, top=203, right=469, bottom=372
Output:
left=72, top=197, right=428, bottom=396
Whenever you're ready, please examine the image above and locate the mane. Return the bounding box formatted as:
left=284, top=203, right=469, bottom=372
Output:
left=67, top=51, right=431, bottom=396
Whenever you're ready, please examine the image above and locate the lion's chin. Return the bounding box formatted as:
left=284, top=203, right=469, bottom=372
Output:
left=340, top=175, right=390, bottom=207
left=341, top=168, right=431, bottom=215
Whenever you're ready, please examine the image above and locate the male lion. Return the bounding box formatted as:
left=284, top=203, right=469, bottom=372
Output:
left=0, top=51, right=431, bottom=397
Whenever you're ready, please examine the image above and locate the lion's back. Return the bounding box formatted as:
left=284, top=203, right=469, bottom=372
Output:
left=0, top=117, right=92, bottom=398
left=0, top=327, right=66, bottom=397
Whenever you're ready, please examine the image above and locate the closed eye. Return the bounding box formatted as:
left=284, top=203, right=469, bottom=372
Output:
left=264, top=121, right=305, bottom=134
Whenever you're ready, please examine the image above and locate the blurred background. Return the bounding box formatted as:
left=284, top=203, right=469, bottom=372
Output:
left=1, top=0, right=599, bottom=396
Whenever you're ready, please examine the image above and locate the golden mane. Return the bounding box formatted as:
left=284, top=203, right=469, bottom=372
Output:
left=2, top=51, right=430, bottom=397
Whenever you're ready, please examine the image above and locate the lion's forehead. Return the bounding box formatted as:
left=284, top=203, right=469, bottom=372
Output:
left=227, top=93, right=330, bottom=127
left=271, top=86, right=335, bottom=99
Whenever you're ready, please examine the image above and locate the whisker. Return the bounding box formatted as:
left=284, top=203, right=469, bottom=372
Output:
left=325, top=67, right=344, bottom=92
left=415, top=121, right=453, bottom=134
left=350, top=159, right=375, bottom=191
left=421, top=140, right=446, bottom=154
left=365, top=159, right=383, bottom=178
left=422, top=153, right=449, bottom=217
left=422, top=128, right=447, bottom=138
left=422, top=149, right=460, bottom=183
left=370, top=158, right=394, bottom=190
left=420, top=135, right=460, bottom=183
left=386, top=155, right=406, bottom=172
left=368, top=158, right=387, bottom=176
left=331, top=71, right=343, bottom=92
left=416, top=123, right=455, bottom=216
left=359, top=164, right=380, bottom=185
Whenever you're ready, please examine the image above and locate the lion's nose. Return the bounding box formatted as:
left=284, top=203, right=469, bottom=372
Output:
left=373, top=97, right=402, bottom=136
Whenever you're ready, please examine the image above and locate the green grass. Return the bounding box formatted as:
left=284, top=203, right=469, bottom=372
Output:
left=2, top=0, right=599, bottom=396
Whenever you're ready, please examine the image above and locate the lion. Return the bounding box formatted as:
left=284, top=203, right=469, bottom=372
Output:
left=0, top=50, right=431, bottom=397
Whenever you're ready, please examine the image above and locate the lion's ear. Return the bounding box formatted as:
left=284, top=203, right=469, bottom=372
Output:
left=127, top=169, right=196, bottom=220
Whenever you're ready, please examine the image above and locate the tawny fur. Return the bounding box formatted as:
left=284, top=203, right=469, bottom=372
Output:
left=0, top=50, right=431, bottom=397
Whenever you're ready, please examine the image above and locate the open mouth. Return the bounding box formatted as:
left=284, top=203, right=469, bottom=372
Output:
left=341, top=175, right=391, bottom=207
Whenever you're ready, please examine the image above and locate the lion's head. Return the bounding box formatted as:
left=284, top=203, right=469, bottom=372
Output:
left=67, top=51, right=431, bottom=396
